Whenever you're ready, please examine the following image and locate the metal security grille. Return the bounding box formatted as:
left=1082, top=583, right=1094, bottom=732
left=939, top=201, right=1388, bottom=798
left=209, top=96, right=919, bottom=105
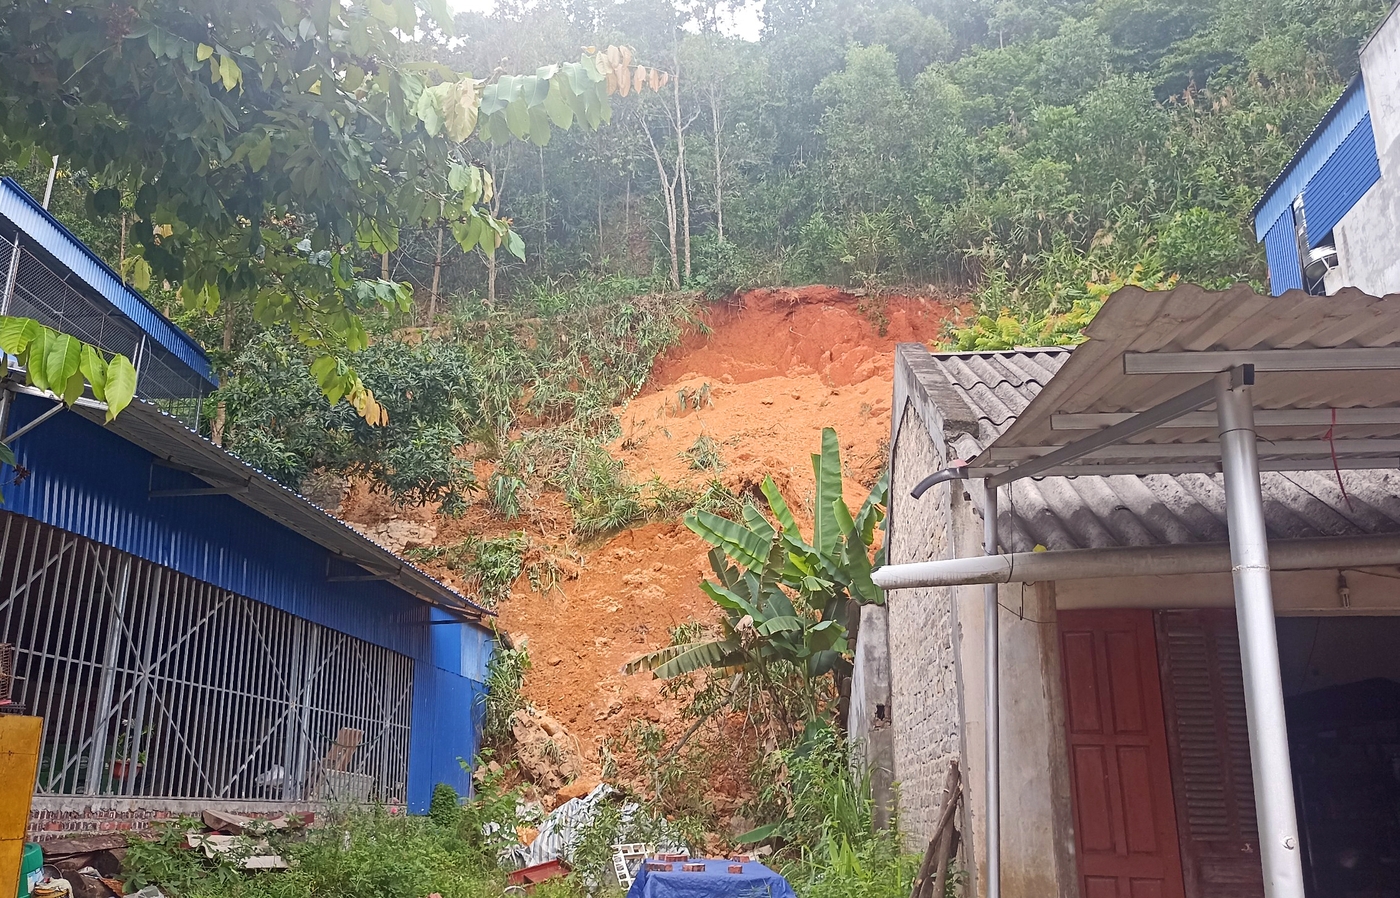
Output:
left=0, top=512, right=414, bottom=804
left=0, top=239, right=208, bottom=428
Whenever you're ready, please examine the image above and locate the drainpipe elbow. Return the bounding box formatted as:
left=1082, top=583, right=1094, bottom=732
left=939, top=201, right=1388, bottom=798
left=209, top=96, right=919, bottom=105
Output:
left=910, top=459, right=969, bottom=499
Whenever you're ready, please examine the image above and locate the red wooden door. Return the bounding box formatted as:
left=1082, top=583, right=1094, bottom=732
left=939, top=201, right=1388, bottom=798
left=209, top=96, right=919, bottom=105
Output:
left=1060, top=609, right=1186, bottom=898
left=1156, top=610, right=1263, bottom=898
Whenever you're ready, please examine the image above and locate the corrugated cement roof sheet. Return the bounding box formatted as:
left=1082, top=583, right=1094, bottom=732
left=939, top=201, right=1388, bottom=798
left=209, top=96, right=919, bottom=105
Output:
left=913, top=345, right=1400, bottom=553
left=977, top=285, right=1400, bottom=477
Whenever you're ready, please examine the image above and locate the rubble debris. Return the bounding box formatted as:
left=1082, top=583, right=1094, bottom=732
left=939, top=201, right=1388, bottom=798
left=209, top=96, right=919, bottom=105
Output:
left=510, top=710, right=583, bottom=791
left=184, top=831, right=288, bottom=871
left=506, top=859, right=570, bottom=891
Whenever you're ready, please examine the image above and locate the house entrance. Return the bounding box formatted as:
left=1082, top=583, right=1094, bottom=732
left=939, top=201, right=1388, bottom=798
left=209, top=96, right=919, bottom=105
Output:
left=1061, top=609, right=1400, bottom=898
left=1059, top=609, right=1186, bottom=898
left=1277, top=615, right=1400, bottom=898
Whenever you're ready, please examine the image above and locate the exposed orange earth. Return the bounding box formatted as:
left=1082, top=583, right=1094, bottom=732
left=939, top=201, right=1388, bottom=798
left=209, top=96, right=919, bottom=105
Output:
left=499, top=288, right=952, bottom=765
left=344, top=285, right=956, bottom=793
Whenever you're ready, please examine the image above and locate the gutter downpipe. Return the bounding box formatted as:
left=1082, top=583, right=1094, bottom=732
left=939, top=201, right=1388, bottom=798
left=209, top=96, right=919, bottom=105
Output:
left=983, top=482, right=1000, bottom=898
left=1216, top=372, right=1304, bottom=898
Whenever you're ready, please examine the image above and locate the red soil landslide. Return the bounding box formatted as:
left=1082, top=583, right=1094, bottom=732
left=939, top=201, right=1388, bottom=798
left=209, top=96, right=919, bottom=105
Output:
left=501, top=287, right=954, bottom=772
left=346, top=286, right=957, bottom=797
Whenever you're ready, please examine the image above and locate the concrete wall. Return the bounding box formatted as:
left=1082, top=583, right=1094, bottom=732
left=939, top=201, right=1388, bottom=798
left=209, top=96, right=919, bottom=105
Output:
left=1330, top=6, right=1400, bottom=295
left=947, top=485, right=1078, bottom=898
left=847, top=602, right=895, bottom=830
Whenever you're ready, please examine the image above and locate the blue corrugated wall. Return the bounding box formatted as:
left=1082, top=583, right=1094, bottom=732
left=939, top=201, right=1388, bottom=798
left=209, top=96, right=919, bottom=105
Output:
left=1302, top=115, right=1383, bottom=244
left=2, top=393, right=489, bottom=811
left=1254, top=79, right=1373, bottom=240
left=1262, top=212, right=1304, bottom=295
left=411, top=606, right=493, bottom=809
left=1254, top=77, right=1384, bottom=294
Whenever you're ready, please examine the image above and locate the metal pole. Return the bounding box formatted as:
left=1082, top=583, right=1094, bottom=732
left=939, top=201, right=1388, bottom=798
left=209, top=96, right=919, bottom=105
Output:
left=86, top=555, right=133, bottom=795
left=1215, top=373, right=1305, bottom=898
left=42, top=156, right=59, bottom=210
left=983, top=482, right=1000, bottom=898
left=2, top=237, right=20, bottom=316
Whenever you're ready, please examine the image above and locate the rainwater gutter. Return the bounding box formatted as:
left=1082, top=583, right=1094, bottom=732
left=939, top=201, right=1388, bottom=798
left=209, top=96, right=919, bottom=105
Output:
left=871, top=532, right=1400, bottom=589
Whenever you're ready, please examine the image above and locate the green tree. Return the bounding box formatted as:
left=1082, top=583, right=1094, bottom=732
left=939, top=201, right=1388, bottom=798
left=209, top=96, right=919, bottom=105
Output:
left=0, top=0, right=661, bottom=419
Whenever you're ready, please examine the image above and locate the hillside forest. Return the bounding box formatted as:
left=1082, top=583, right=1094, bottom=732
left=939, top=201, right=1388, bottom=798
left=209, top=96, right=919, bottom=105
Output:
left=1, top=0, right=1394, bottom=893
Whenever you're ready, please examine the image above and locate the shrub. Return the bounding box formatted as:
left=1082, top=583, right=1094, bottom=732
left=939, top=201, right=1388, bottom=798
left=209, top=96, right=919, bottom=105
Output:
left=483, top=640, right=532, bottom=743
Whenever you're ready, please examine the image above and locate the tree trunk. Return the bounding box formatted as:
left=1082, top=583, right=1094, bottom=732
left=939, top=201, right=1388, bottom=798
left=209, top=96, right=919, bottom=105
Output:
left=119, top=213, right=128, bottom=278
left=429, top=223, right=443, bottom=325
left=539, top=147, right=547, bottom=275
left=210, top=305, right=234, bottom=447
left=710, top=92, right=724, bottom=244
left=381, top=250, right=389, bottom=279
left=673, top=57, right=692, bottom=283
left=644, top=120, right=681, bottom=290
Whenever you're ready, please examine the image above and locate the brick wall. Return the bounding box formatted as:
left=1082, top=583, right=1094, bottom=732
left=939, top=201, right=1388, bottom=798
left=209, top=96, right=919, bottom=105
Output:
left=28, top=798, right=325, bottom=842
left=886, top=397, right=965, bottom=848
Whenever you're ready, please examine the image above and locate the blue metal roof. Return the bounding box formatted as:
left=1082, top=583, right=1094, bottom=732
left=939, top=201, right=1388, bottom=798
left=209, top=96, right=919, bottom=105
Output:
left=1253, top=77, right=1373, bottom=240
left=5, top=387, right=493, bottom=626
left=1301, top=114, right=1383, bottom=246
left=0, top=178, right=215, bottom=385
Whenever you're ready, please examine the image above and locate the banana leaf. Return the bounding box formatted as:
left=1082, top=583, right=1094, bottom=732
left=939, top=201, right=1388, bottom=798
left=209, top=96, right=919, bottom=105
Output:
left=686, top=508, right=769, bottom=569
left=741, top=503, right=777, bottom=544
left=761, top=475, right=800, bottom=537
left=700, top=580, right=761, bottom=619
left=755, top=615, right=804, bottom=635
left=623, top=638, right=742, bottom=679
left=810, top=426, right=845, bottom=557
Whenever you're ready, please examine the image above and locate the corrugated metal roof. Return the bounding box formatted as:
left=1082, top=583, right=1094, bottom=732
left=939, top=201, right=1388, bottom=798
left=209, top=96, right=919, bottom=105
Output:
left=1252, top=77, right=1372, bottom=237
left=0, top=177, right=215, bottom=385
left=911, top=344, right=1400, bottom=552
left=16, top=386, right=491, bottom=623
left=978, top=284, right=1400, bottom=475
left=1301, top=114, right=1382, bottom=245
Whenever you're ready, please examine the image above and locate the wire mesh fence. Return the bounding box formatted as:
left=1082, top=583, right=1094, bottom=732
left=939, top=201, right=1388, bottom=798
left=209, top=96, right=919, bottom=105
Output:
left=0, top=239, right=209, bottom=429
left=0, top=512, right=414, bottom=804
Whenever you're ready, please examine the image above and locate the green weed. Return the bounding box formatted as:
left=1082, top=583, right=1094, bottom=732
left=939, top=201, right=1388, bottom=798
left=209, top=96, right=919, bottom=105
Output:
left=681, top=434, right=725, bottom=471
left=484, top=641, right=532, bottom=743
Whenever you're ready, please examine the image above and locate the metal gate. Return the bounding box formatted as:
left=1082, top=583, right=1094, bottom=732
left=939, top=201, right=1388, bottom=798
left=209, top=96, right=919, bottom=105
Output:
left=0, top=512, right=414, bottom=804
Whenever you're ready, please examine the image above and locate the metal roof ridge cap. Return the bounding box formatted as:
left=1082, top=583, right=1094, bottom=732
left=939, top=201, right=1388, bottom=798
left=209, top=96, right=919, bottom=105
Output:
left=926, top=345, right=1075, bottom=359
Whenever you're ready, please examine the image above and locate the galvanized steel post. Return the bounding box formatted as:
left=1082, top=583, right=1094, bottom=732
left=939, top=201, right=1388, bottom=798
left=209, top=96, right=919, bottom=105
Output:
left=1214, top=372, right=1304, bottom=898
left=983, top=482, right=1000, bottom=898
left=1, top=237, right=19, bottom=317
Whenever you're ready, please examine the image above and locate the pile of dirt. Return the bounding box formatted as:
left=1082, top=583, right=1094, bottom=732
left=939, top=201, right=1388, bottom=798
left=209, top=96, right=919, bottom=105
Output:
left=341, top=285, right=957, bottom=801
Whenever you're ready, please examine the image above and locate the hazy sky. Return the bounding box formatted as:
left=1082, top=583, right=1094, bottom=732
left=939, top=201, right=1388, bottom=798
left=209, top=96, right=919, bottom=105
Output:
left=446, top=0, right=765, bottom=41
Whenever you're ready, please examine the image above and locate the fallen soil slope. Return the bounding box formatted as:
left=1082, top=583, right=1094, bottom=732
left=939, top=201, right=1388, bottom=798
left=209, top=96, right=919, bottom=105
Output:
left=497, top=287, right=953, bottom=767
left=340, top=285, right=956, bottom=796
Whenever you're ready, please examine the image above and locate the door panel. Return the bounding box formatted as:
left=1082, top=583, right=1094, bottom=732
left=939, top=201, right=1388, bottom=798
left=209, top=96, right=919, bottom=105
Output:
left=1060, top=609, right=1187, bottom=898
left=1155, top=610, right=1264, bottom=898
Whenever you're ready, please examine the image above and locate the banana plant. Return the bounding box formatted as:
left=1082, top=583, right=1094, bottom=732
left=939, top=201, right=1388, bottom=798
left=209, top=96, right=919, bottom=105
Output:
left=625, top=427, right=886, bottom=684
left=688, top=427, right=887, bottom=630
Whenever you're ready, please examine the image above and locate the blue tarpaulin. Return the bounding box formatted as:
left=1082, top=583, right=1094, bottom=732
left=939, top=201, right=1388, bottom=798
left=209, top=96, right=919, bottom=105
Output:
left=625, top=859, right=797, bottom=898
